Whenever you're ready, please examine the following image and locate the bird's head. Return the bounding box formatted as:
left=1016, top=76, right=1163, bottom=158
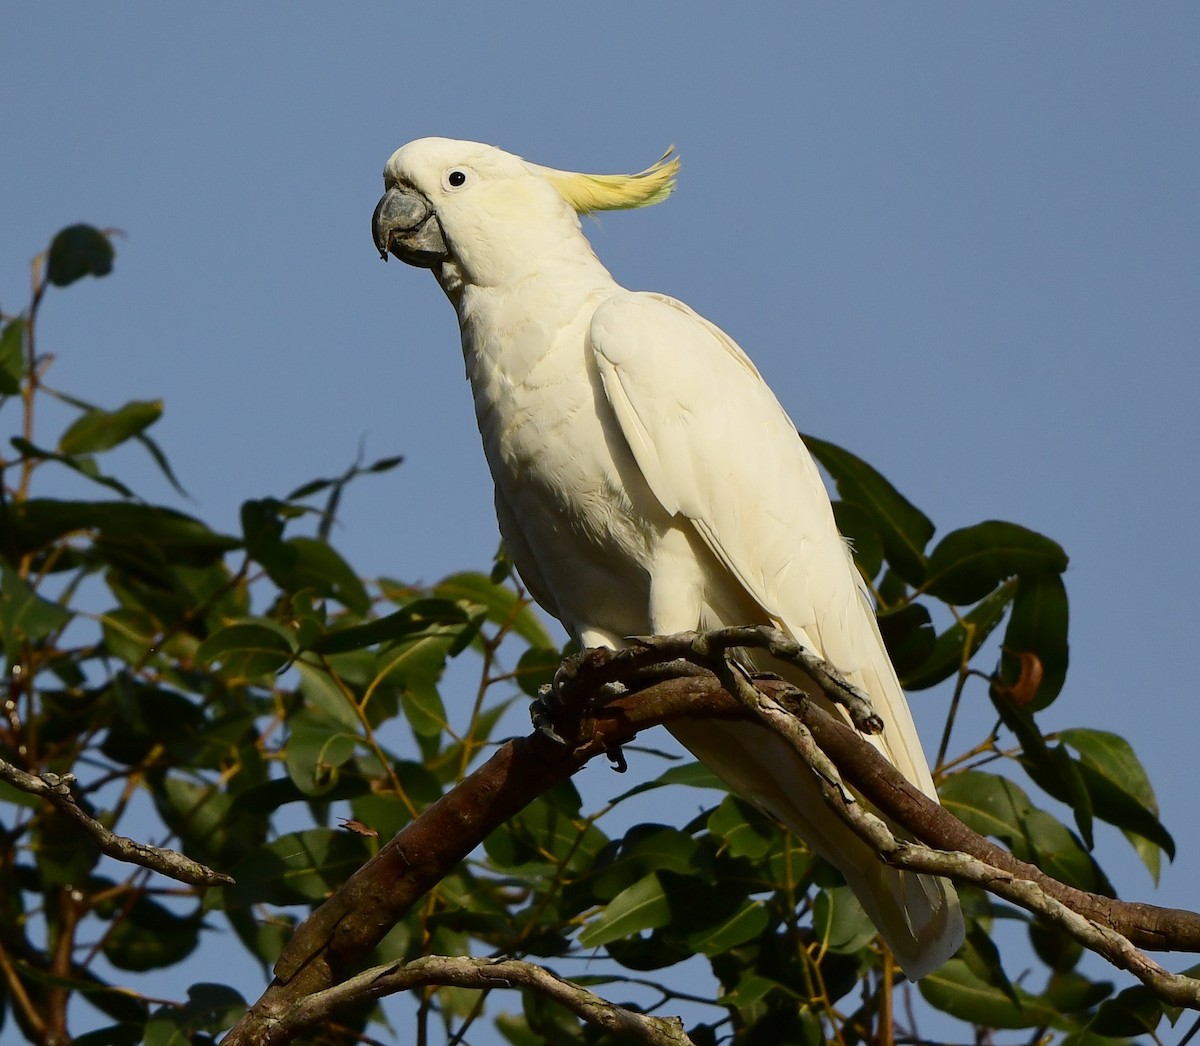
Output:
left=372, top=137, right=679, bottom=290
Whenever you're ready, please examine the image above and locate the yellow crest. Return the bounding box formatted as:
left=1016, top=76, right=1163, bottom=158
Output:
left=527, top=148, right=680, bottom=214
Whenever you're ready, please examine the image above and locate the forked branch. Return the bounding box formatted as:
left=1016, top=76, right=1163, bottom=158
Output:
left=223, top=628, right=1200, bottom=1044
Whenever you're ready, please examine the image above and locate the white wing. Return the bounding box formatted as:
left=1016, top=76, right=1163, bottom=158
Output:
left=590, top=290, right=933, bottom=791
left=590, top=290, right=962, bottom=977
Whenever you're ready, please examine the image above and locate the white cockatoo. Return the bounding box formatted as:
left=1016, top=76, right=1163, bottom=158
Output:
left=372, top=138, right=964, bottom=978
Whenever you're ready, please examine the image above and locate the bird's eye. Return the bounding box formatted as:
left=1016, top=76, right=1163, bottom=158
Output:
left=446, top=169, right=467, bottom=188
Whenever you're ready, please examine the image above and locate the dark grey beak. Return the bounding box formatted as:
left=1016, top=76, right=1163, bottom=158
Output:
left=372, top=187, right=448, bottom=267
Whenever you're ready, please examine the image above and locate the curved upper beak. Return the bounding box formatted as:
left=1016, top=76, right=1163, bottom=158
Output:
left=372, top=186, right=448, bottom=267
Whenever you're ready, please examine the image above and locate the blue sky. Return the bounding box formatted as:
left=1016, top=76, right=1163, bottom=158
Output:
left=3, top=3, right=1198, bottom=1039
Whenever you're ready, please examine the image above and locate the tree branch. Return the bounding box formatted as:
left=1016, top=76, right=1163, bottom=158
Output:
left=269, top=955, right=694, bottom=1046
left=0, top=758, right=233, bottom=888
left=224, top=630, right=1200, bottom=1043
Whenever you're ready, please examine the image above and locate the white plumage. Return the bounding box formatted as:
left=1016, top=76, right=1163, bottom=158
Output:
left=372, top=137, right=964, bottom=978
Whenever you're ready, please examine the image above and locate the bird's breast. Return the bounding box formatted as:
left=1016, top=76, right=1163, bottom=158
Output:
left=459, top=292, right=671, bottom=639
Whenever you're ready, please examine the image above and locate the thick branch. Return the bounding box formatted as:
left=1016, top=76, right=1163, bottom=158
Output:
left=223, top=677, right=740, bottom=1045
left=0, top=758, right=232, bottom=888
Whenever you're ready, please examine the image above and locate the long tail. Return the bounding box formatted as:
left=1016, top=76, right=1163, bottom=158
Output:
left=667, top=715, right=963, bottom=979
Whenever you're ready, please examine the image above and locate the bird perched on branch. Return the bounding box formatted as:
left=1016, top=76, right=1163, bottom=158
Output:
left=371, top=137, right=963, bottom=978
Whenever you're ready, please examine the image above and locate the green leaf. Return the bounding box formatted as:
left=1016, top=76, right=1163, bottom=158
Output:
left=995, top=572, right=1070, bottom=710
left=195, top=621, right=295, bottom=681
left=832, top=500, right=884, bottom=581
left=718, top=973, right=796, bottom=1018
left=876, top=601, right=935, bottom=676
left=903, top=577, right=1017, bottom=690
left=435, top=570, right=555, bottom=650
left=144, top=983, right=248, bottom=1046
left=103, top=897, right=200, bottom=972
left=286, top=711, right=358, bottom=795
left=1029, top=917, right=1084, bottom=973
left=0, top=564, right=72, bottom=643
left=920, top=957, right=1060, bottom=1030
left=379, top=633, right=455, bottom=738
left=58, top=399, right=162, bottom=455
left=811, top=885, right=877, bottom=955
left=99, top=607, right=159, bottom=665
left=924, top=521, right=1068, bottom=605
left=939, top=771, right=1102, bottom=892
left=578, top=872, right=670, bottom=948
left=939, top=771, right=1034, bottom=843
left=261, top=536, right=370, bottom=614
left=46, top=224, right=114, bottom=286
left=400, top=678, right=449, bottom=738
left=1021, top=810, right=1100, bottom=892
left=239, top=497, right=287, bottom=561
left=223, top=829, right=371, bottom=906
left=707, top=796, right=777, bottom=859
left=960, top=922, right=1018, bottom=1007
left=513, top=645, right=562, bottom=697
left=3, top=498, right=239, bottom=563
left=1060, top=728, right=1175, bottom=870
left=994, top=692, right=1095, bottom=847
left=654, top=762, right=726, bottom=790
left=686, top=896, right=769, bottom=956
left=42, top=385, right=188, bottom=496
left=35, top=807, right=102, bottom=887
left=296, top=661, right=361, bottom=730
left=588, top=825, right=704, bottom=901
left=486, top=785, right=607, bottom=876
left=309, top=600, right=471, bottom=655
left=1088, top=985, right=1163, bottom=1037
left=1123, top=831, right=1163, bottom=886
left=9, top=436, right=135, bottom=497
left=0, top=318, right=24, bottom=395
left=155, top=773, right=268, bottom=867
left=1041, top=970, right=1113, bottom=1016
left=99, top=677, right=206, bottom=766
left=802, top=433, right=934, bottom=585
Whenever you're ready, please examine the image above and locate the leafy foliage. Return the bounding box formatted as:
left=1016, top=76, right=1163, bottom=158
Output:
left=0, top=228, right=1187, bottom=1045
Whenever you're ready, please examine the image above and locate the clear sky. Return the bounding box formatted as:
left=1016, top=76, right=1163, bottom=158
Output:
left=3, top=3, right=1198, bottom=1040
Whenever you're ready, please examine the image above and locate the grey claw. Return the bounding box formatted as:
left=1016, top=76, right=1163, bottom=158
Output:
left=530, top=692, right=569, bottom=746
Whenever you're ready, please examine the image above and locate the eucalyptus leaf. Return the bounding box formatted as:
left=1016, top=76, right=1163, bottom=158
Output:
left=435, top=570, right=556, bottom=650
left=902, top=578, right=1017, bottom=690
left=103, top=898, right=201, bottom=972
left=195, top=621, right=295, bottom=681
left=58, top=399, right=162, bottom=455
left=802, top=433, right=934, bottom=585
left=1060, top=728, right=1175, bottom=865
left=46, top=224, right=114, bottom=286
left=223, top=829, right=372, bottom=907
left=578, top=872, right=671, bottom=948
left=995, top=572, right=1070, bottom=710
left=0, top=564, right=72, bottom=644
left=0, top=318, right=24, bottom=395
left=924, top=521, right=1067, bottom=605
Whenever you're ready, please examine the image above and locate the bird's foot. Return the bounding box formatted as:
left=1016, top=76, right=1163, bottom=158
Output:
left=530, top=649, right=631, bottom=771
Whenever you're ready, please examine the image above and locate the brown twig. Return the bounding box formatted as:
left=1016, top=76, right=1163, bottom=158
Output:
left=0, top=758, right=232, bottom=888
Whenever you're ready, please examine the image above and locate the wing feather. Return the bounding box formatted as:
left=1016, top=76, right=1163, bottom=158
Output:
left=590, top=290, right=935, bottom=796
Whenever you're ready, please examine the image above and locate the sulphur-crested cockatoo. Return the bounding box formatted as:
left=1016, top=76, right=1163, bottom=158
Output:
left=372, top=138, right=963, bottom=978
